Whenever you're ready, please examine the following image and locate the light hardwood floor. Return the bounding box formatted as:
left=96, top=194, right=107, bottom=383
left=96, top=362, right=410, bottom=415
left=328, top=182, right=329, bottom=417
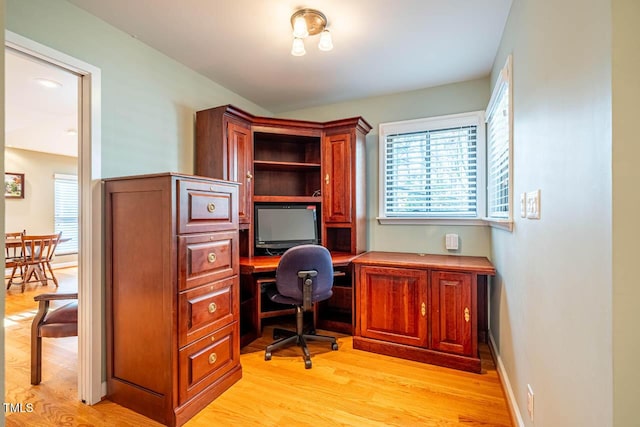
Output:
left=5, top=269, right=513, bottom=426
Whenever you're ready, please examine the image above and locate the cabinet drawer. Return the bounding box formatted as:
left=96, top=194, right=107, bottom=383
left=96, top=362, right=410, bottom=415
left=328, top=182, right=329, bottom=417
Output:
left=179, top=277, right=237, bottom=347
left=178, top=231, right=238, bottom=290
left=178, top=179, right=238, bottom=234
left=178, top=322, right=239, bottom=405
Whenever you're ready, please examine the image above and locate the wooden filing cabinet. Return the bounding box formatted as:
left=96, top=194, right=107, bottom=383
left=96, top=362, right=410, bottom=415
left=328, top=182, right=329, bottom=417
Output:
left=104, top=173, right=241, bottom=427
left=353, top=252, right=495, bottom=373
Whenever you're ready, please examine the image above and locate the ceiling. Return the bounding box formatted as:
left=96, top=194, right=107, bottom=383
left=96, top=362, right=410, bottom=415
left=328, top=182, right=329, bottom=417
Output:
left=5, top=49, right=79, bottom=157
left=4, top=0, right=512, bottom=158
left=68, top=0, right=512, bottom=113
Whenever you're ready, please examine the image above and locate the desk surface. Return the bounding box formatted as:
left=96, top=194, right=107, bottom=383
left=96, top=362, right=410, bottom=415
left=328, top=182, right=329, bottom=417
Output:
left=240, top=252, right=358, bottom=274
left=352, top=251, right=496, bottom=275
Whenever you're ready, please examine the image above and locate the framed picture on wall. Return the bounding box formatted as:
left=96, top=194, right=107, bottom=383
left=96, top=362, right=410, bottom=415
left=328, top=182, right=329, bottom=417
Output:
left=5, top=172, right=25, bottom=199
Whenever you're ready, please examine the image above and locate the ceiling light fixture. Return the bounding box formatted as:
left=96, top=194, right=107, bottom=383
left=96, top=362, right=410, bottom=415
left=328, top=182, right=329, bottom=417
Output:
left=35, top=78, right=62, bottom=88
left=290, top=8, right=333, bottom=56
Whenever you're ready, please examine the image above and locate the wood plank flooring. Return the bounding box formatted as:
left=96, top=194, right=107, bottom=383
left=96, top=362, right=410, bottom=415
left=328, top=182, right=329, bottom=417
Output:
left=5, top=269, right=513, bottom=426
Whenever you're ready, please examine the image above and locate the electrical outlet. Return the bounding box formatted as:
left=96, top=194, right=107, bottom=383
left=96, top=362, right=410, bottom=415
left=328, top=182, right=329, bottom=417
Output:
left=527, top=384, right=534, bottom=421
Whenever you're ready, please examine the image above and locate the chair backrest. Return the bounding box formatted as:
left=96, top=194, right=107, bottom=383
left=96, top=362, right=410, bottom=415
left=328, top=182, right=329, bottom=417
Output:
left=5, top=230, right=25, bottom=259
left=275, top=244, right=333, bottom=304
left=21, top=232, right=62, bottom=264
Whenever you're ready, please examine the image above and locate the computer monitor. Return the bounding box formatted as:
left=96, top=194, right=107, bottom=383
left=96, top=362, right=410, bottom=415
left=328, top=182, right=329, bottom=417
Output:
left=254, top=204, right=318, bottom=252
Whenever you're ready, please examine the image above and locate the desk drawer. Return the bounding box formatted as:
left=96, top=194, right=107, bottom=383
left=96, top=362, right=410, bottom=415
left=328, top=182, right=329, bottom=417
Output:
left=178, top=231, right=237, bottom=290
left=179, top=276, right=237, bottom=347
left=178, top=322, right=239, bottom=405
left=178, top=179, right=238, bottom=234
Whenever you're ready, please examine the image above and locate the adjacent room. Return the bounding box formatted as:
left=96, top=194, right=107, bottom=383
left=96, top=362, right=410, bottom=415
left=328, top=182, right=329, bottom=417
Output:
left=2, top=0, right=638, bottom=426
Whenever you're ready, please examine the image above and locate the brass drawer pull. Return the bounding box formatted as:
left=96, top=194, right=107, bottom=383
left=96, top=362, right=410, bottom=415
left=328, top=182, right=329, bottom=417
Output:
left=421, top=302, right=426, bottom=317
left=207, top=253, right=217, bottom=263
left=208, top=353, right=217, bottom=364
left=464, top=307, right=470, bottom=323
left=207, top=202, right=216, bottom=213
left=208, top=302, right=217, bottom=313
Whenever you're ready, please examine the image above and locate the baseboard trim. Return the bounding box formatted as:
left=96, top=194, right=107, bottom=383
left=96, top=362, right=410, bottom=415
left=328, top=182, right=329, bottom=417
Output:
left=102, top=381, right=107, bottom=398
left=488, top=331, right=525, bottom=427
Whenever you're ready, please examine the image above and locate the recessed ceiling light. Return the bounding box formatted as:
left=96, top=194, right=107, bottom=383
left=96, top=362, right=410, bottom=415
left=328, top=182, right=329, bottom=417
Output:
left=35, top=78, right=62, bottom=88
left=66, top=129, right=78, bottom=136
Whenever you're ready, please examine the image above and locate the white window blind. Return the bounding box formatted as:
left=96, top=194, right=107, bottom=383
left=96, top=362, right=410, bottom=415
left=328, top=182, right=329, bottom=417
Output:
left=379, top=112, right=485, bottom=221
left=54, top=173, right=78, bottom=254
left=486, top=55, right=512, bottom=220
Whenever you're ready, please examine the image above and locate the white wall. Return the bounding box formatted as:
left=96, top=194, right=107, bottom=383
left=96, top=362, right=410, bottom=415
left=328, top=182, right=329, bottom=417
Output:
left=280, top=78, right=492, bottom=257
left=612, top=0, right=640, bottom=424
left=5, top=0, right=272, bottom=179
left=489, top=0, right=612, bottom=425
left=1, top=1, right=6, bottom=423
left=4, top=147, right=77, bottom=265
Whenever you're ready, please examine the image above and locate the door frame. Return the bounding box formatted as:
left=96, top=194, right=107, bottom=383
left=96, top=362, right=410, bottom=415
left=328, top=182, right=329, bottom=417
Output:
left=5, top=30, right=103, bottom=405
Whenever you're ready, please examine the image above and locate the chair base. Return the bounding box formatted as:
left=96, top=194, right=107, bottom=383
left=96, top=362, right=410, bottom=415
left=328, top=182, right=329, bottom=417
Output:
left=264, top=306, right=338, bottom=369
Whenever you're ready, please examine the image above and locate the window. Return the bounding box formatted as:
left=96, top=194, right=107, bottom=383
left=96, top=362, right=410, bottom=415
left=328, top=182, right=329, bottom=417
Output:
left=54, top=173, right=78, bottom=254
left=378, top=112, right=486, bottom=224
left=486, top=55, right=513, bottom=224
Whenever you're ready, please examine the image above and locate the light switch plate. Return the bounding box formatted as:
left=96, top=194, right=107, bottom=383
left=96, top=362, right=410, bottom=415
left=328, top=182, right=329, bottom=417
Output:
left=445, top=234, right=459, bottom=250
left=526, top=190, right=541, bottom=219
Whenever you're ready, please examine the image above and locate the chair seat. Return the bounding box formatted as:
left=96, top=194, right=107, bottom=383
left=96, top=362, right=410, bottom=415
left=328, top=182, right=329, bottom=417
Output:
left=39, top=301, right=78, bottom=338
left=268, top=287, right=333, bottom=306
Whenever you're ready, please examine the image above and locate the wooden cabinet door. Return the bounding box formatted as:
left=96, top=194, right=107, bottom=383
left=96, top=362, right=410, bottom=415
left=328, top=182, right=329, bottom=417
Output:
left=226, top=120, right=252, bottom=224
left=323, top=132, right=352, bottom=223
left=358, top=265, right=428, bottom=347
left=430, top=271, right=473, bottom=355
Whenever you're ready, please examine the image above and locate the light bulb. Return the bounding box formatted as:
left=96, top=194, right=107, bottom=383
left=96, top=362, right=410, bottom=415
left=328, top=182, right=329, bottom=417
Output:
left=35, top=78, right=62, bottom=88
left=291, top=38, right=306, bottom=56
left=292, top=16, right=309, bottom=38
left=318, top=29, right=333, bottom=51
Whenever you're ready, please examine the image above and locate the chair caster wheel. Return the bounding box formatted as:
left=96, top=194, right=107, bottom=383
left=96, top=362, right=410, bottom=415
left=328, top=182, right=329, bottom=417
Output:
left=305, top=359, right=312, bottom=369
left=265, top=352, right=272, bottom=361
left=331, top=343, right=338, bottom=351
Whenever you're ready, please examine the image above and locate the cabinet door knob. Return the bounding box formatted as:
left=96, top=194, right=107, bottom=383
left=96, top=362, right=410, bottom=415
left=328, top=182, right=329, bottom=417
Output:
left=464, top=307, right=470, bottom=323
left=325, top=174, right=330, bottom=185
left=208, top=353, right=217, bottom=364
left=208, top=302, right=217, bottom=313
left=421, top=302, right=426, bottom=317
left=207, top=202, right=216, bottom=213
left=246, top=171, right=253, bottom=181
left=207, top=253, right=217, bottom=263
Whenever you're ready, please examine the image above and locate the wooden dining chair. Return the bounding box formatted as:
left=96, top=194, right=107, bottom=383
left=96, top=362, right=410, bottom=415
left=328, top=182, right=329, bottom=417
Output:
left=6, top=232, right=62, bottom=293
left=31, top=292, right=78, bottom=385
left=5, top=230, right=25, bottom=274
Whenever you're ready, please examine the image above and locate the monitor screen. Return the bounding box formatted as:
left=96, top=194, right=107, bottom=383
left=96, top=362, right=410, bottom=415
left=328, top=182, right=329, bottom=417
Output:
left=255, top=204, right=318, bottom=250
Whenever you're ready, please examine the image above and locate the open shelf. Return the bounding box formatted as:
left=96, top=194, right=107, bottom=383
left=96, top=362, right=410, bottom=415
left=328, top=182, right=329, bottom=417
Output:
left=254, top=160, right=321, bottom=171
left=253, top=195, right=321, bottom=203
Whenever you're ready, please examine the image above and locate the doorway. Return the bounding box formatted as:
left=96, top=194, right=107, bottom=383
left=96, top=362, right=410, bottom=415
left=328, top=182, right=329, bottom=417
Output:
left=4, top=31, right=102, bottom=405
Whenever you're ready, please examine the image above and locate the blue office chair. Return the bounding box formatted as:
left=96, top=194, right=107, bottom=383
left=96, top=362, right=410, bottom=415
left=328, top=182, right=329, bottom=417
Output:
left=264, top=244, right=338, bottom=369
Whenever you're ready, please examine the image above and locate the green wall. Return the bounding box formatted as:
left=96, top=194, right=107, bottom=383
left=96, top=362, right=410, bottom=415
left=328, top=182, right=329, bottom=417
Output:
left=612, top=0, right=640, bottom=424
left=489, top=0, right=612, bottom=425
left=6, top=0, right=271, bottom=179
left=280, top=78, right=492, bottom=257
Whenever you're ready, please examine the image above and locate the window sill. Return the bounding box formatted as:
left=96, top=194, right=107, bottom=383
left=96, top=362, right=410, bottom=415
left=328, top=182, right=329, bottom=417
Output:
left=377, top=217, right=488, bottom=226
left=483, top=217, right=514, bottom=231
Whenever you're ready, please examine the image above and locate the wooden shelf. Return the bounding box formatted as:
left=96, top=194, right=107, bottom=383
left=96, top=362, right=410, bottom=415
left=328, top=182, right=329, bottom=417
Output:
left=254, top=160, right=321, bottom=171
left=253, top=195, right=321, bottom=203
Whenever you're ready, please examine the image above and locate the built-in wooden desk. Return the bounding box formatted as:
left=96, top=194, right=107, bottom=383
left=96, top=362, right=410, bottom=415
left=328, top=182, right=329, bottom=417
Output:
left=352, top=252, right=495, bottom=373
left=239, top=252, right=359, bottom=346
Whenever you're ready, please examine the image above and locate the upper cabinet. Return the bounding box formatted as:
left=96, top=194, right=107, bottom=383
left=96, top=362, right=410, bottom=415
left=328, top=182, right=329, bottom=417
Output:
left=196, top=106, right=252, bottom=225
left=195, top=105, right=372, bottom=256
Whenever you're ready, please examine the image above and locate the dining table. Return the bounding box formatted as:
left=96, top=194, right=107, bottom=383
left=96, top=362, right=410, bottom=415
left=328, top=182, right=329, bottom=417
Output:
left=5, top=236, right=72, bottom=287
